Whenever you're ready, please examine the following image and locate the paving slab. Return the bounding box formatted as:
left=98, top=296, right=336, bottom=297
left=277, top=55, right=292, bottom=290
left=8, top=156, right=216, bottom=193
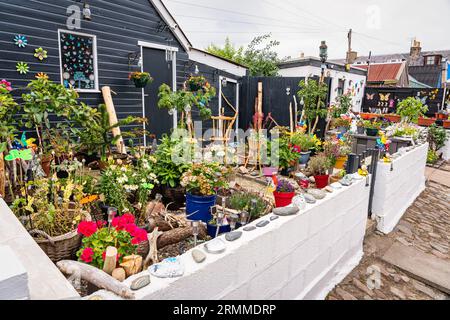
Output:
left=382, top=242, right=450, bottom=295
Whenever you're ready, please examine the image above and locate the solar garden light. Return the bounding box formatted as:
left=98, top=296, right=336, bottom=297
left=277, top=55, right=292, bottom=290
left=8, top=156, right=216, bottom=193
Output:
left=229, top=214, right=239, bottom=232
left=192, top=221, right=200, bottom=247
left=240, top=211, right=249, bottom=226
left=107, top=207, right=117, bottom=229
left=215, top=210, right=225, bottom=239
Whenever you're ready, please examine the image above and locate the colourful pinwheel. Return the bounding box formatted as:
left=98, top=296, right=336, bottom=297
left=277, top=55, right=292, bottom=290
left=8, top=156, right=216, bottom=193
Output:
left=34, top=47, right=48, bottom=61
left=16, top=62, right=29, bottom=74
left=14, top=34, right=28, bottom=48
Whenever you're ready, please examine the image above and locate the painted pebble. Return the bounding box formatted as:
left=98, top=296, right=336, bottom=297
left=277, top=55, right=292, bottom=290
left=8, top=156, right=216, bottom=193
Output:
left=130, top=275, right=151, bottom=291
left=191, top=249, right=206, bottom=263
left=243, top=226, right=256, bottom=232
left=256, top=220, right=269, bottom=228
left=225, top=231, right=243, bottom=242
left=273, top=207, right=299, bottom=216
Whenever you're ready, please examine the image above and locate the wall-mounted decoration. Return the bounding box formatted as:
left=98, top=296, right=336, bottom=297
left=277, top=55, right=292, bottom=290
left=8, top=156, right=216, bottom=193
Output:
left=16, top=62, right=29, bottom=74
left=34, top=47, right=48, bottom=61
left=36, top=72, right=49, bottom=80
left=0, top=79, right=12, bottom=91
left=14, top=35, right=28, bottom=48
left=58, top=30, right=98, bottom=92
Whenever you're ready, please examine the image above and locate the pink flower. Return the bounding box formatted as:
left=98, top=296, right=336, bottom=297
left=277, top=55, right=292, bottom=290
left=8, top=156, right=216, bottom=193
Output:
left=112, top=214, right=136, bottom=231
left=77, top=221, right=98, bottom=237
left=121, top=213, right=135, bottom=225
left=0, top=79, right=12, bottom=91
left=80, top=247, right=94, bottom=263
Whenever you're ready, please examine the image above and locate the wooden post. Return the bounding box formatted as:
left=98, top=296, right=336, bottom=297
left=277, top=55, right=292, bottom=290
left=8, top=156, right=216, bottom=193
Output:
left=102, top=86, right=127, bottom=154
left=289, top=102, right=294, bottom=133
left=102, top=246, right=117, bottom=275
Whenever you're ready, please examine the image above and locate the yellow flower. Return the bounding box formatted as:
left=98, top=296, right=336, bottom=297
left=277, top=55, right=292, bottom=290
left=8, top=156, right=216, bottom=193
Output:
left=36, top=72, right=49, bottom=80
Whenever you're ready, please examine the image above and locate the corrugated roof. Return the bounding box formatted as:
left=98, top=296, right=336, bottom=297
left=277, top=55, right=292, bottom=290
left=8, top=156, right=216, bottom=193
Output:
left=409, top=65, right=442, bottom=87
left=356, top=62, right=404, bottom=82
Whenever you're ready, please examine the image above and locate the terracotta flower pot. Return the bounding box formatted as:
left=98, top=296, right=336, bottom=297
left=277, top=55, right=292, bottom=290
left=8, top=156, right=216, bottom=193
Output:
left=436, top=113, right=448, bottom=120
left=360, top=113, right=380, bottom=120
left=443, top=120, right=450, bottom=129
left=334, top=156, right=347, bottom=170
left=383, top=114, right=401, bottom=123
left=417, top=117, right=436, bottom=127
left=273, top=191, right=295, bottom=208
left=330, top=176, right=340, bottom=184
left=314, top=175, right=330, bottom=189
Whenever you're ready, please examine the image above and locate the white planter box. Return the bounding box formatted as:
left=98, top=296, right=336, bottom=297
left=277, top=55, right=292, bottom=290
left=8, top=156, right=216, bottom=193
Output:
left=442, top=130, right=450, bottom=161
left=0, top=245, right=29, bottom=300
left=91, top=178, right=370, bottom=300
left=372, top=143, right=428, bottom=234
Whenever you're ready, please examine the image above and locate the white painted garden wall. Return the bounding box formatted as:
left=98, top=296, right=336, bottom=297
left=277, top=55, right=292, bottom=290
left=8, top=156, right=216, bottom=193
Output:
left=442, top=130, right=450, bottom=161
left=372, top=143, right=428, bottom=234
left=0, top=199, right=80, bottom=300
left=92, top=178, right=370, bottom=300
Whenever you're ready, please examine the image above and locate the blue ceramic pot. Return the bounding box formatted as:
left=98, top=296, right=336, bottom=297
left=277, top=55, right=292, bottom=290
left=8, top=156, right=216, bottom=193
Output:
left=299, top=151, right=311, bottom=165
left=186, top=193, right=217, bottom=223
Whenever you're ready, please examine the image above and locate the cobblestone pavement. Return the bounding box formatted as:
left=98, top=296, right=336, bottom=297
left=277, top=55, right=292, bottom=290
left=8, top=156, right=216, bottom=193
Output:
left=327, top=179, right=450, bottom=300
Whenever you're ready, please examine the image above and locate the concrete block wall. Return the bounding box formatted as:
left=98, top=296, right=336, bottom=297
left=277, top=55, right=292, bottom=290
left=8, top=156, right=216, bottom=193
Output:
left=442, top=129, right=450, bottom=161
left=91, top=178, right=370, bottom=300
left=0, top=245, right=29, bottom=300
left=0, top=199, right=80, bottom=300
left=373, top=143, right=428, bottom=234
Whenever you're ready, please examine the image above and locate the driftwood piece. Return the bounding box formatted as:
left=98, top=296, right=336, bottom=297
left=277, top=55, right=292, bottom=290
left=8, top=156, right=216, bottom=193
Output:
left=102, top=246, right=117, bottom=275
left=157, top=224, right=207, bottom=249
left=120, top=255, right=142, bottom=277
left=102, top=86, right=126, bottom=154
left=56, top=260, right=135, bottom=299
left=144, top=228, right=163, bottom=270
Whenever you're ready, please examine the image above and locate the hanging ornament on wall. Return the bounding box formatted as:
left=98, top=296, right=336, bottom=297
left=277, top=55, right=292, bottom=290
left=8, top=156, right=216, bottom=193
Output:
left=14, top=35, right=28, bottom=48
left=16, top=62, right=29, bottom=74
left=34, top=47, right=48, bottom=61
left=36, top=72, right=49, bottom=80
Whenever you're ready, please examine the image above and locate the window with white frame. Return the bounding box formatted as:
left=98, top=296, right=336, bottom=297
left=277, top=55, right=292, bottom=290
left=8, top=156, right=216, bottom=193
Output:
left=425, top=56, right=436, bottom=66
left=58, top=30, right=99, bottom=92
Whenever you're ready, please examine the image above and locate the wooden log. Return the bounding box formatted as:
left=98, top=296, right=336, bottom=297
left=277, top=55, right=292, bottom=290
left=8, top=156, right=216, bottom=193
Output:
left=289, top=102, right=294, bottom=133
left=102, top=246, right=117, bottom=275
left=112, top=268, right=126, bottom=282
left=156, top=224, right=207, bottom=249
left=56, top=260, right=135, bottom=299
left=120, top=255, right=142, bottom=277
left=101, top=86, right=126, bottom=154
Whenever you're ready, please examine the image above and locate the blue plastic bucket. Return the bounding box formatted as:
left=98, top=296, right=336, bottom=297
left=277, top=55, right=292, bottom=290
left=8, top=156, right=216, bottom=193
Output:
left=207, top=223, right=231, bottom=238
left=186, top=193, right=217, bottom=223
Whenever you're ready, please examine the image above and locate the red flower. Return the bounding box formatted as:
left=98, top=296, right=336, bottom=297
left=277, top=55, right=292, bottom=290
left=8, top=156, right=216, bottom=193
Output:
left=121, top=213, right=135, bottom=225
left=80, top=247, right=94, bottom=263
left=125, top=223, right=137, bottom=235
left=96, top=220, right=107, bottom=228
left=112, top=214, right=135, bottom=231
left=131, top=228, right=148, bottom=244
left=77, top=221, right=98, bottom=237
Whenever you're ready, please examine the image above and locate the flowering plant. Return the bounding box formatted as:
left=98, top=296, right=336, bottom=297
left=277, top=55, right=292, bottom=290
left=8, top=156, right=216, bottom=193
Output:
left=275, top=179, right=295, bottom=193
left=181, top=162, right=231, bottom=196
left=76, top=214, right=147, bottom=269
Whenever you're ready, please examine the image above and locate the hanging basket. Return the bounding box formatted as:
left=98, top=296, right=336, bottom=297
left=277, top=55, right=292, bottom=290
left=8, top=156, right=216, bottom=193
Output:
left=29, top=211, right=91, bottom=263
left=132, top=77, right=152, bottom=88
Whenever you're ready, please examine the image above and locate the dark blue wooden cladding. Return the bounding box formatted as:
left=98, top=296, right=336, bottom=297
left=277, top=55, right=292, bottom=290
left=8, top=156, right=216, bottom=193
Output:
left=0, top=0, right=189, bottom=138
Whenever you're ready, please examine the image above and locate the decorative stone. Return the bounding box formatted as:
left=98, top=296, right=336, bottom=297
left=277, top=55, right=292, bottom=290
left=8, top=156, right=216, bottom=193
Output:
left=149, top=257, right=184, bottom=278
left=250, top=171, right=259, bottom=177
left=308, top=176, right=316, bottom=183
left=303, top=193, right=317, bottom=204
left=191, top=249, right=206, bottom=263
left=243, top=226, right=256, bottom=232
left=330, top=182, right=342, bottom=189
left=130, top=275, right=151, bottom=291
left=225, top=231, right=242, bottom=242
left=351, top=173, right=363, bottom=180
left=307, top=189, right=327, bottom=200
left=111, top=268, right=126, bottom=282
left=295, top=172, right=307, bottom=180
left=324, top=186, right=334, bottom=193
left=256, top=220, right=269, bottom=228
left=238, top=166, right=249, bottom=174
left=339, top=177, right=352, bottom=186
left=204, top=238, right=226, bottom=254
left=292, top=195, right=306, bottom=210
left=270, top=215, right=279, bottom=221
left=273, top=207, right=299, bottom=216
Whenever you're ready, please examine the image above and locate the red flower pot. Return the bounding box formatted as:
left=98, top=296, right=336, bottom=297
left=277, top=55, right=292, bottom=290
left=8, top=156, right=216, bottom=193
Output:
left=273, top=192, right=295, bottom=208
left=443, top=120, right=450, bottom=129
left=314, top=175, right=330, bottom=189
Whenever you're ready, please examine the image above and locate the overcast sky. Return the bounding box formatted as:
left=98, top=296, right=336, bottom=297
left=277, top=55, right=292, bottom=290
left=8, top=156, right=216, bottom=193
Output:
left=163, top=0, right=450, bottom=60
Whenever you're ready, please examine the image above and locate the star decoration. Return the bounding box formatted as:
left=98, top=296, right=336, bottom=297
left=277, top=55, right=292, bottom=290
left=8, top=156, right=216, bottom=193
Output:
left=16, top=62, right=29, bottom=74
left=36, top=72, right=49, bottom=80
left=34, top=47, right=48, bottom=61
left=14, top=35, right=28, bottom=48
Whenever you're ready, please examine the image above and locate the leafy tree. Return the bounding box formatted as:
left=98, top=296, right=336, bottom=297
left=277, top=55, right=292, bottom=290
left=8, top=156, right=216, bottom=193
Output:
left=206, top=34, right=282, bottom=76
left=297, top=79, right=328, bottom=134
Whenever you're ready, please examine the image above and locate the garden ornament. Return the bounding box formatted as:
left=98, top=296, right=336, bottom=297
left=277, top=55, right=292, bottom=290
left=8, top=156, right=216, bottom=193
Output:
left=5, top=149, right=32, bottom=161
left=16, top=62, right=29, bottom=74
left=204, top=238, right=226, bottom=254
left=34, top=47, right=48, bottom=61
left=14, top=35, right=28, bottom=48
left=149, top=257, right=184, bottom=278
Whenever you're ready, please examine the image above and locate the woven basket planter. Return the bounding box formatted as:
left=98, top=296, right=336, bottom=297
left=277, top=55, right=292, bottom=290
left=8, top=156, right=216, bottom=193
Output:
left=29, top=211, right=91, bottom=263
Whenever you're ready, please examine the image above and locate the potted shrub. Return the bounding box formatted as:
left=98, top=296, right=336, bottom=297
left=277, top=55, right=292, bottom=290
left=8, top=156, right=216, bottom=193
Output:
left=290, top=133, right=316, bottom=165
left=332, top=117, right=352, bottom=133
left=396, top=97, right=428, bottom=123
left=181, top=162, right=231, bottom=223
left=272, top=136, right=301, bottom=176
left=308, top=154, right=332, bottom=189
left=76, top=213, right=148, bottom=270
left=11, top=175, right=91, bottom=262
left=363, top=120, right=382, bottom=137
left=323, top=136, right=352, bottom=170
left=273, top=179, right=295, bottom=208
left=129, top=72, right=153, bottom=88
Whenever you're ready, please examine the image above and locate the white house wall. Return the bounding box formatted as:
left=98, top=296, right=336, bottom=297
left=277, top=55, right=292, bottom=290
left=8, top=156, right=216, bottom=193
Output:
left=279, top=66, right=366, bottom=112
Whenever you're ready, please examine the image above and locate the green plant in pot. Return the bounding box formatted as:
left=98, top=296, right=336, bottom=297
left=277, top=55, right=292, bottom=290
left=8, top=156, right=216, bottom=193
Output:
left=363, top=120, right=382, bottom=137
left=181, top=162, right=231, bottom=223
left=273, top=179, right=295, bottom=208
left=290, top=133, right=316, bottom=165
left=356, top=119, right=365, bottom=134
left=229, top=192, right=268, bottom=220
left=332, top=117, right=352, bottom=133
left=308, top=154, right=332, bottom=189
left=396, top=97, right=428, bottom=124
left=272, top=135, right=300, bottom=175
left=129, top=72, right=153, bottom=88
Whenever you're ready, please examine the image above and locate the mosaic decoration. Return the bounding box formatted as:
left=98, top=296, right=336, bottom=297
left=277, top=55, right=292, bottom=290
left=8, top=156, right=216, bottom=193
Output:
left=36, top=72, right=49, bottom=80
left=59, top=31, right=97, bottom=90
left=34, top=47, right=48, bottom=61
left=16, top=62, right=29, bottom=74
left=14, top=35, right=28, bottom=48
